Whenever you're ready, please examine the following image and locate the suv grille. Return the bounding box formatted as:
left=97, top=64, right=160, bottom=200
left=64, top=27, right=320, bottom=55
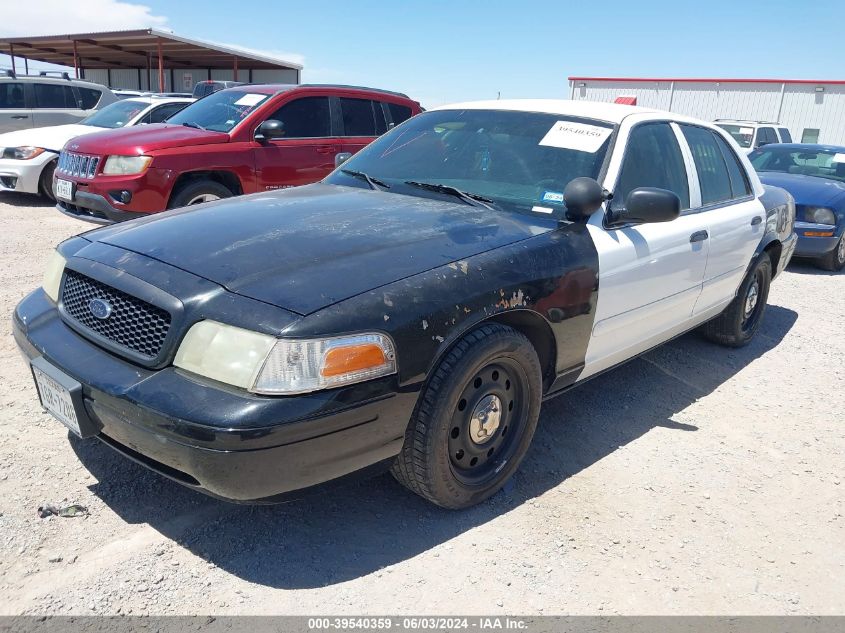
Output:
left=61, top=270, right=171, bottom=359
left=57, top=152, right=101, bottom=179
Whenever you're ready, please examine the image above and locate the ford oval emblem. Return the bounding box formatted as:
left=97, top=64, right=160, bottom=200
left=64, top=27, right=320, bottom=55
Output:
left=88, top=298, right=113, bottom=320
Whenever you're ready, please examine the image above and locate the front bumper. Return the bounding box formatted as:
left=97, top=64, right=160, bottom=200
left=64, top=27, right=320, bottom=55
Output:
left=0, top=156, right=51, bottom=195
left=56, top=191, right=146, bottom=224
left=13, top=290, right=415, bottom=503
left=793, top=221, right=842, bottom=258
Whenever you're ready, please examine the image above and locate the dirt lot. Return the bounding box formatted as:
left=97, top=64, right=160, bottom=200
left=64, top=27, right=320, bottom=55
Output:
left=0, top=193, right=842, bottom=616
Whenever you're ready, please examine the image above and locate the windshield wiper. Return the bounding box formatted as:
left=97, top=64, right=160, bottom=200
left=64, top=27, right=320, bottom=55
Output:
left=182, top=121, right=205, bottom=130
left=341, top=169, right=391, bottom=191
left=404, top=181, right=494, bottom=209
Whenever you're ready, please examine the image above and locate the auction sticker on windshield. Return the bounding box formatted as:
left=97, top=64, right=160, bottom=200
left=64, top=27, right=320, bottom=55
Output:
left=234, top=94, right=268, bottom=107
left=539, top=121, right=612, bottom=153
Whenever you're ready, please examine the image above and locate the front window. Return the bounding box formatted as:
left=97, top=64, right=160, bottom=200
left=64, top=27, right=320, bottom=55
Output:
left=750, top=147, right=845, bottom=182
left=166, top=90, right=270, bottom=132
left=325, top=109, right=614, bottom=217
left=79, top=100, right=148, bottom=128
left=716, top=124, right=754, bottom=148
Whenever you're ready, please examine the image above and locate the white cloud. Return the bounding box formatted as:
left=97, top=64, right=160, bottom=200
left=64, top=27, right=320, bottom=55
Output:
left=0, top=0, right=167, bottom=37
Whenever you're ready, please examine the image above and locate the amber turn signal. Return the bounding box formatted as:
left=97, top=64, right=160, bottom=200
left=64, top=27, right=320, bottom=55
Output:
left=804, top=231, right=834, bottom=237
left=321, top=343, right=387, bottom=377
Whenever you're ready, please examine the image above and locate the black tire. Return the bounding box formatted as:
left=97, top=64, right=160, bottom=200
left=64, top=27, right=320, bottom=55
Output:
left=39, top=159, right=57, bottom=201
left=167, top=179, right=233, bottom=209
left=701, top=253, right=772, bottom=347
left=391, top=323, right=542, bottom=509
left=817, top=234, right=845, bottom=271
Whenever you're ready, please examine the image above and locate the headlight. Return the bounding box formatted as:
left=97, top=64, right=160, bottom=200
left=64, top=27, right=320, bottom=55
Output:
left=102, top=155, right=152, bottom=175
left=174, top=320, right=397, bottom=395
left=805, top=206, right=836, bottom=226
left=42, top=250, right=66, bottom=302
left=2, top=146, right=46, bottom=160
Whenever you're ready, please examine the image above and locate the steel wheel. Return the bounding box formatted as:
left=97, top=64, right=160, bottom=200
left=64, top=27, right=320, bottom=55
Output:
left=186, top=193, right=221, bottom=205
left=447, top=358, right=529, bottom=487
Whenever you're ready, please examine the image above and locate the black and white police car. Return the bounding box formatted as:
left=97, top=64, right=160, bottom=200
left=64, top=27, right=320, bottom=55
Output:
left=15, top=100, right=797, bottom=509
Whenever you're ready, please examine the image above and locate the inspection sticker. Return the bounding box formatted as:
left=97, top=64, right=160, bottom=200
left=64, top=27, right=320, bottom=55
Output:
left=539, top=121, right=612, bottom=153
left=234, top=93, right=268, bottom=107
left=832, top=153, right=845, bottom=163
left=542, top=190, right=564, bottom=204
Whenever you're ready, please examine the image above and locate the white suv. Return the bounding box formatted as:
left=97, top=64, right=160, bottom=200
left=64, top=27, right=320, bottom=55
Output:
left=715, top=120, right=792, bottom=154
left=0, top=72, right=118, bottom=134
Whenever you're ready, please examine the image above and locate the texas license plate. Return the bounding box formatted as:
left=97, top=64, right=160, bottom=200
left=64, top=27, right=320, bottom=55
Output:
left=32, top=363, right=82, bottom=437
left=55, top=178, right=74, bottom=202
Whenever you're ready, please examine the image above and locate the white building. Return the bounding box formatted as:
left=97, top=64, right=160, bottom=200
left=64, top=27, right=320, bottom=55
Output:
left=568, top=76, right=845, bottom=145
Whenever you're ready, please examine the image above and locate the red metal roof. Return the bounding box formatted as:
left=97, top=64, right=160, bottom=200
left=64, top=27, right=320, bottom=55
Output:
left=569, top=76, right=845, bottom=85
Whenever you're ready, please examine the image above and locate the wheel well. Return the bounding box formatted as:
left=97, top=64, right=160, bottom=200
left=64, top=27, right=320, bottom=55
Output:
left=170, top=170, right=243, bottom=202
left=763, top=240, right=782, bottom=271
left=488, top=310, right=557, bottom=390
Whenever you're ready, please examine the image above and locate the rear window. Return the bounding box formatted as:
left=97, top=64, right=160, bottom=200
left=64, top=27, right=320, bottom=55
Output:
left=681, top=125, right=733, bottom=206
left=778, top=127, right=792, bottom=143
left=388, top=102, right=413, bottom=128
left=716, top=124, right=754, bottom=149
left=78, top=87, right=102, bottom=109
left=34, top=83, right=77, bottom=109
left=0, top=82, right=25, bottom=108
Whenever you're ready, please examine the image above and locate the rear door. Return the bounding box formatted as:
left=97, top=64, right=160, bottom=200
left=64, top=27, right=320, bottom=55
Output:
left=337, top=96, right=387, bottom=156
left=0, top=81, right=33, bottom=132
left=754, top=126, right=777, bottom=149
left=583, top=120, right=709, bottom=379
left=679, top=124, right=764, bottom=315
left=31, top=82, right=84, bottom=127
left=252, top=95, right=339, bottom=189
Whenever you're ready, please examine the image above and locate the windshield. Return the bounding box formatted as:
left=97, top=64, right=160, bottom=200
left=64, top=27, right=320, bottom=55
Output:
left=325, top=109, right=614, bottom=217
left=80, top=100, right=148, bottom=128
left=750, top=147, right=845, bottom=182
left=166, top=90, right=269, bottom=132
left=717, top=124, right=754, bottom=148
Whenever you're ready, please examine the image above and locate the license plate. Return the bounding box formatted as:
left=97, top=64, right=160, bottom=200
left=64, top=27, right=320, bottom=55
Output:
left=32, top=364, right=82, bottom=437
left=55, top=178, right=73, bottom=202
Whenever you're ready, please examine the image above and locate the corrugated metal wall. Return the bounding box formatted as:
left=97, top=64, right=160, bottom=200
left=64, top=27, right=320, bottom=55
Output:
left=81, top=67, right=299, bottom=93
left=571, top=80, right=845, bottom=145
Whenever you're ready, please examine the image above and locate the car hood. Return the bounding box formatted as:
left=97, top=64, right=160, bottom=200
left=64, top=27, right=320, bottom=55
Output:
left=92, top=183, right=554, bottom=315
left=64, top=123, right=229, bottom=154
left=758, top=171, right=845, bottom=208
left=0, top=124, right=104, bottom=153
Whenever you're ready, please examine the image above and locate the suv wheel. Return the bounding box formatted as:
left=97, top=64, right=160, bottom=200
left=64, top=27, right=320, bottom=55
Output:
left=168, top=180, right=233, bottom=209
left=818, top=235, right=845, bottom=271
left=39, top=159, right=57, bottom=201
left=391, top=324, right=542, bottom=509
left=701, top=253, right=772, bottom=347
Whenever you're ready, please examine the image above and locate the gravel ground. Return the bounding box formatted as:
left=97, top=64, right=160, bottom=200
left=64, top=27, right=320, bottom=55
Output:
left=0, top=192, right=842, bottom=616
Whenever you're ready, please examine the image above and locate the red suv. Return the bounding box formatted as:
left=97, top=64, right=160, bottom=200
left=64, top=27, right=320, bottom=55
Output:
left=52, top=84, right=421, bottom=223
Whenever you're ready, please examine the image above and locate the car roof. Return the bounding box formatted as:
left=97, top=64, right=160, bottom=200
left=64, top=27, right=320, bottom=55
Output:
left=715, top=119, right=781, bottom=125
left=0, top=75, right=105, bottom=88
left=430, top=99, right=668, bottom=124
left=756, top=143, right=845, bottom=152
left=122, top=96, right=195, bottom=105
left=225, top=83, right=411, bottom=99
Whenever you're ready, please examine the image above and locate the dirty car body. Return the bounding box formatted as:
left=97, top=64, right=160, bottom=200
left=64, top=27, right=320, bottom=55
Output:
left=14, top=100, right=796, bottom=506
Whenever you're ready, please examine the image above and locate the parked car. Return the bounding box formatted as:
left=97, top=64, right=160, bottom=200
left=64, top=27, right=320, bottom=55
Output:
left=749, top=143, right=845, bottom=270
left=192, top=80, right=246, bottom=99
left=715, top=119, right=792, bottom=154
left=0, top=96, right=193, bottom=200
left=14, top=100, right=796, bottom=508
left=0, top=71, right=118, bottom=134
left=51, top=84, right=422, bottom=223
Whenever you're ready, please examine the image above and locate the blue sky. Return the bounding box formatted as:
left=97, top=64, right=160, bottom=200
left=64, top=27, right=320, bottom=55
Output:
left=2, top=0, right=844, bottom=108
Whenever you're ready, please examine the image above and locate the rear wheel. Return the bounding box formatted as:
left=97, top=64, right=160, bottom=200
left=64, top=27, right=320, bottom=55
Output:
left=39, top=159, right=57, bottom=201
left=168, top=179, right=233, bottom=209
left=701, top=253, right=772, bottom=347
left=391, top=324, right=542, bottom=509
left=817, top=235, right=845, bottom=271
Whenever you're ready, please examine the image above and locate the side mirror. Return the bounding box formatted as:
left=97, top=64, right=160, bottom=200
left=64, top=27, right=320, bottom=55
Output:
left=609, top=187, right=680, bottom=225
left=254, top=119, right=285, bottom=142
left=335, top=152, right=353, bottom=168
left=563, top=177, right=611, bottom=221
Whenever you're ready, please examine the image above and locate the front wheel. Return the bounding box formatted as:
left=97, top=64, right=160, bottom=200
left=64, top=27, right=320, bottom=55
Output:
left=391, top=324, right=542, bottom=509
left=39, top=159, right=57, bottom=201
left=817, top=234, right=845, bottom=271
left=701, top=253, right=772, bottom=347
left=168, top=179, right=233, bottom=209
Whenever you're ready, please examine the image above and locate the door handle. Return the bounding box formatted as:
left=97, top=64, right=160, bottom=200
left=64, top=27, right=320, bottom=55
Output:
left=751, top=216, right=763, bottom=226
left=689, top=230, right=709, bottom=243
left=11, top=115, right=29, bottom=119
left=316, top=145, right=338, bottom=155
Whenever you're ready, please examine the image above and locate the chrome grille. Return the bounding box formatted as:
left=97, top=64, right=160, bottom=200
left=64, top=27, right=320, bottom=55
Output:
left=61, top=270, right=172, bottom=360
left=57, top=152, right=101, bottom=180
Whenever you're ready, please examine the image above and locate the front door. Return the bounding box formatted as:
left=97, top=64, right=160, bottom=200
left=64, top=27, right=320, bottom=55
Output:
left=582, top=121, right=709, bottom=379
left=253, top=96, right=340, bottom=190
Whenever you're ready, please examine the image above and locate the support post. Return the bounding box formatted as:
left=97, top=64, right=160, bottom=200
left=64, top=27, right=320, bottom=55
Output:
left=9, top=44, right=15, bottom=75
left=72, top=40, right=79, bottom=78
left=157, top=38, right=164, bottom=92
left=146, top=54, right=151, bottom=90
left=233, top=56, right=238, bottom=82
